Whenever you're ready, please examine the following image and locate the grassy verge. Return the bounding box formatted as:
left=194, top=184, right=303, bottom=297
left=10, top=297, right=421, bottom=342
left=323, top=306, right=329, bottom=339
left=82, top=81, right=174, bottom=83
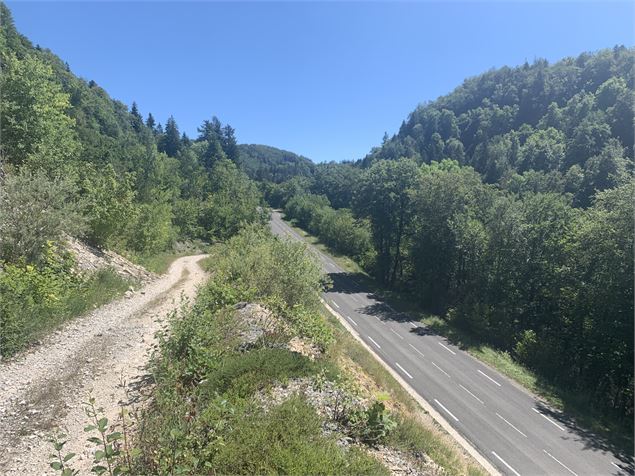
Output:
left=283, top=214, right=634, bottom=457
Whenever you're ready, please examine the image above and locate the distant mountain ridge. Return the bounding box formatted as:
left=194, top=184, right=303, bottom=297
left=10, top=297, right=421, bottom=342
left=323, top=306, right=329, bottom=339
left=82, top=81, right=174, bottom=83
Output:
left=237, top=143, right=315, bottom=183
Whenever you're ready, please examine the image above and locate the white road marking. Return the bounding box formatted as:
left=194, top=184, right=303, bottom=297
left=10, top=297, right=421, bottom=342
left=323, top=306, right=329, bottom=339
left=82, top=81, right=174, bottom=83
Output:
left=431, top=361, right=451, bottom=378
left=532, top=408, right=566, bottom=431
left=351, top=294, right=361, bottom=303
left=389, top=328, right=404, bottom=340
left=409, top=321, right=418, bottom=328
left=408, top=343, right=425, bottom=358
left=434, top=399, right=459, bottom=422
left=375, top=316, right=386, bottom=325
left=331, top=301, right=340, bottom=309
left=491, top=451, right=521, bottom=476
left=459, top=384, right=484, bottom=404
left=367, top=336, right=381, bottom=349
left=543, top=449, right=578, bottom=476
left=345, top=315, right=358, bottom=327
left=611, top=462, right=625, bottom=472
left=438, top=342, right=456, bottom=355
left=477, top=369, right=502, bottom=387
left=395, top=362, right=413, bottom=379
left=496, top=413, right=528, bottom=438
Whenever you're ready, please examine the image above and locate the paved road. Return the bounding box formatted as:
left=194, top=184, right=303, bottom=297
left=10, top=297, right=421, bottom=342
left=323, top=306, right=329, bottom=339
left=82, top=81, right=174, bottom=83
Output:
left=271, top=211, right=633, bottom=476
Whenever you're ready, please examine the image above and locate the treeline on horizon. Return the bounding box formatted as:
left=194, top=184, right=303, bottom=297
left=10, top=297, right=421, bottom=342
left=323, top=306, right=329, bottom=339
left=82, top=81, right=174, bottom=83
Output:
left=266, top=46, right=635, bottom=424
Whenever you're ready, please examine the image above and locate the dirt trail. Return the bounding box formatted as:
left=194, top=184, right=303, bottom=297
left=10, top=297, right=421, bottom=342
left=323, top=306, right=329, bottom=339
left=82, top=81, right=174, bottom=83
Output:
left=0, top=254, right=208, bottom=475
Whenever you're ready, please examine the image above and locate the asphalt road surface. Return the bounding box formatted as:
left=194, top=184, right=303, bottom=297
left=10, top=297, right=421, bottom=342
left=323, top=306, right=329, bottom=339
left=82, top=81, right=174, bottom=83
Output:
left=270, top=210, right=633, bottom=476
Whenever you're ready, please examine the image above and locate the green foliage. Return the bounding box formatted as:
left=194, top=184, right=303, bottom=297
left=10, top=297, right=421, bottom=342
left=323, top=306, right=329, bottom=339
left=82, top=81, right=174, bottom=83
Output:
left=0, top=52, right=80, bottom=175
left=349, top=401, right=397, bottom=445
left=49, top=433, right=79, bottom=476
left=80, top=163, right=136, bottom=247
left=202, top=159, right=264, bottom=241
left=284, top=194, right=375, bottom=264
left=237, top=144, right=315, bottom=183
left=365, top=46, right=634, bottom=200
left=0, top=245, right=130, bottom=357
left=212, top=397, right=389, bottom=476
left=0, top=169, right=86, bottom=263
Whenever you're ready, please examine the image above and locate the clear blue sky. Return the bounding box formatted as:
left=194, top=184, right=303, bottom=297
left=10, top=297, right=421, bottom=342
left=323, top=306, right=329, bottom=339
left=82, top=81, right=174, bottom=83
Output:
left=7, top=1, right=634, bottom=163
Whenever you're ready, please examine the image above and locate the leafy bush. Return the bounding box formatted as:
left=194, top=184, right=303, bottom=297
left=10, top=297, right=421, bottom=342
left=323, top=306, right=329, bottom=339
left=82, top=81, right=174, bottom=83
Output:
left=0, top=170, right=86, bottom=264
left=0, top=243, right=129, bottom=357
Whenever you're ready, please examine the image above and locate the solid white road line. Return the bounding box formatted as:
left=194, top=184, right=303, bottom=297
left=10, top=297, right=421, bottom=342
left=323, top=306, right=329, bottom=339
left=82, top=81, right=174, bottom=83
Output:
left=459, top=384, right=485, bottom=404
left=431, top=361, right=451, bottom=378
left=345, top=315, right=358, bottom=327
left=438, top=342, right=456, bottom=355
left=408, top=343, right=425, bottom=358
left=395, top=362, right=413, bottom=379
left=367, top=336, right=381, bottom=349
left=543, top=449, right=579, bottom=476
left=491, top=451, right=522, bottom=476
left=496, top=413, right=528, bottom=438
left=532, top=408, right=566, bottom=431
left=389, top=328, right=404, bottom=340
left=331, top=301, right=340, bottom=309
left=478, top=369, right=502, bottom=387
left=611, top=462, right=626, bottom=473
left=434, top=399, right=459, bottom=422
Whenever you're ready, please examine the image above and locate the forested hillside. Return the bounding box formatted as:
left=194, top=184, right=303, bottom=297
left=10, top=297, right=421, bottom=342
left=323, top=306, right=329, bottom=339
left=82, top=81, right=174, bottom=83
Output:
left=272, top=47, right=634, bottom=430
left=237, top=143, right=315, bottom=183
left=0, top=3, right=263, bottom=355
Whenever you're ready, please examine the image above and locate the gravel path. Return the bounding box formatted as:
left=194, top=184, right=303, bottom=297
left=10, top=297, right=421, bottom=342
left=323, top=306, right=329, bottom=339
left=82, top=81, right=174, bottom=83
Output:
left=0, top=254, right=208, bottom=475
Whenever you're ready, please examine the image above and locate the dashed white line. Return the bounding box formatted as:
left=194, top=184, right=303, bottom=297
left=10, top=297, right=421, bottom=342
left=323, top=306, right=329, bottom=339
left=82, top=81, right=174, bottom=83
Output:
left=408, top=343, right=425, bottom=358
left=459, top=384, right=484, bottom=404
left=331, top=301, right=340, bottom=309
left=434, top=399, right=459, bottom=422
left=491, top=451, right=521, bottom=476
left=438, top=342, right=456, bottom=355
left=375, top=316, right=386, bottom=325
left=543, top=449, right=578, bottom=476
left=477, top=369, right=502, bottom=387
left=389, top=328, right=404, bottom=340
left=612, top=462, right=624, bottom=472
left=345, top=315, right=358, bottom=327
left=409, top=321, right=419, bottom=328
left=431, top=361, right=451, bottom=378
left=395, top=362, right=413, bottom=379
left=496, top=413, right=528, bottom=437
left=367, top=336, right=381, bottom=349
left=351, top=294, right=361, bottom=303
left=532, top=408, right=566, bottom=431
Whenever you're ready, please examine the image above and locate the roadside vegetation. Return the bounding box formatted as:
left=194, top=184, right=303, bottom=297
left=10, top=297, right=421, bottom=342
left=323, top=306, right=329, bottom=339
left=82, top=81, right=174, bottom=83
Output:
left=123, top=226, right=483, bottom=475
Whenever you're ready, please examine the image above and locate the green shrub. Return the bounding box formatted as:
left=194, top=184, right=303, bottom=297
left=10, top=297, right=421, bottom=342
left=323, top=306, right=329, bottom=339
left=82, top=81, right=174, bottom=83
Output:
left=199, top=348, right=320, bottom=399
left=0, top=244, right=129, bottom=357
left=0, top=169, right=86, bottom=264
left=213, top=397, right=389, bottom=475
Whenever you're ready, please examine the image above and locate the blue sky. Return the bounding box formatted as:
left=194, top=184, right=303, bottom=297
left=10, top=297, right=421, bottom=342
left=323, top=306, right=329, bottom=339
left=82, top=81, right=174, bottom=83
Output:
left=7, top=1, right=634, bottom=163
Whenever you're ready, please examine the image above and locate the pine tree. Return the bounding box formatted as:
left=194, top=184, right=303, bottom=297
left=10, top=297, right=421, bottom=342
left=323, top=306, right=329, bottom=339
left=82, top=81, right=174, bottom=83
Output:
left=130, top=101, right=143, bottom=133
left=146, top=113, right=156, bottom=133
left=158, top=116, right=181, bottom=157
